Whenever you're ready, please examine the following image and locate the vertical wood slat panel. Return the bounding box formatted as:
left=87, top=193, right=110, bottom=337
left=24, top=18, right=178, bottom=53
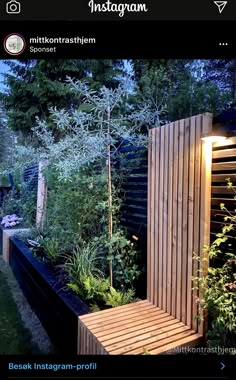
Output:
left=158, top=126, right=165, bottom=309
left=147, top=129, right=152, bottom=301
left=77, top=319, right=82, bottom=354
left=176, top=120, right=184, bottom=321
left=154, top=127, right=160, bottom=306
left=148, top=113, right=212, bottom=335
left=150, top=129, right=156, bottom=303
left=78, top=319, right=86, bottom=354
left=192, top=115, right=202, bottom=331
left=167, top=123, right=174, bottom=314
left=198, top=113, right=212, bottom=335
left=181, top=118, right=190, bottom=324
left=171, top=122, right=179, bottom=317
left=78, top=318, right=108, bottom=354
left=187, top=117, right=196, bottom=328
left=162, top=125, right=169, bottom=312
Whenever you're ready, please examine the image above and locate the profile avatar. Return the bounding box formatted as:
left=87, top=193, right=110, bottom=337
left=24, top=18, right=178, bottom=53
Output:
left=4, top=33, right=26, bottom=55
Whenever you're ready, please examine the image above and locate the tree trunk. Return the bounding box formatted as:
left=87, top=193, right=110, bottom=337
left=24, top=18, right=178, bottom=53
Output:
left=107, top=106, right=113, bottom=287
left=36, top=160, right=48, bottom=230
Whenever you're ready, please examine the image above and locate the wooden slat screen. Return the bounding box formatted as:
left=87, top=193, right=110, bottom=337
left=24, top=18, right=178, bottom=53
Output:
left=147, top=113, right=212, bottom=334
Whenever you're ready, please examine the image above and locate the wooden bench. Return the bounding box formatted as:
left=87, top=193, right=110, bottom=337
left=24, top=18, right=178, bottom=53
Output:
left=78, top=300, right=202, bottom=354
left=78, top=113, right=212, bottom=355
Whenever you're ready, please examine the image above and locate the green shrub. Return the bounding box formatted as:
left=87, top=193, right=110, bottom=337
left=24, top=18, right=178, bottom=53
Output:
left=0, top=190, right=21, bottom=217
left=193, top=180, right=236, bottom=349
left=67, top=275, right=110, bottom=302
left=103, top=287, right=135, bottom=307
left=44, top=168, right=108, bottom=250
left=0, top=182, right=37, bottom=226
left=67, top=274, right=136, bottom=310
left=196, top=242, right=236, bottom=348
left=105, top=229, right=142, bottom=289
left=62, top=241, right=104, bottom=287
left=40, top=238, right=61, bottom=264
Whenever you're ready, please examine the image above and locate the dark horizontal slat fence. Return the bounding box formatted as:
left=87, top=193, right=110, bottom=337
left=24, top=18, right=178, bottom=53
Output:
left=23, top=164, right=39, bottom=190
left=120, top=130, right=236, bottom=251
left=119, top=142, right=148, bottom=252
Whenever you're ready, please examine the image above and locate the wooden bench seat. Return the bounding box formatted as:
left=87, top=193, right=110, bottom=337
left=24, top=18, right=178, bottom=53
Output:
left=78, top=300, right=202, bottom=354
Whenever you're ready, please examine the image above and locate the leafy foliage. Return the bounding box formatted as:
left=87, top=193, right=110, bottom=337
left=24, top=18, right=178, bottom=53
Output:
left=67, top=275, right=110, bottom=302
left=62, top=242, right=104, bottom=286
left=105, top=229, right=142, bottom=289
left=44, top=168, right=108, bottom=250
left=0, top=60, right=124, bottom=135
left=193, top=180, right=236, bottom=348
left=40, top=238, right=61, bottom=264
left=67, top=274, right=136, bottom=310
left=132, top=60, right=232, bottom=122
left=103, top=287, right=135, bottom=307
left=0, top=79, right=152, bottom=310
left=0, top=182, right=37, bottom=226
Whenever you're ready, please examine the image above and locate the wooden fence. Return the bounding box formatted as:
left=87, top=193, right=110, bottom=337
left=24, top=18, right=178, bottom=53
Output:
left=147, top=113, right=212, bottom=335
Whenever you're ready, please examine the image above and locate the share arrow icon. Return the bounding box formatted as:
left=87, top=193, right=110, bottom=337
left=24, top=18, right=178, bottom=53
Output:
left=214, top=1, right=228, bottom=14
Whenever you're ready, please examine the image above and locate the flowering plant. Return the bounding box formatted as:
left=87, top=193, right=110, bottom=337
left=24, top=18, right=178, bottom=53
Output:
left=1, top=214, right=23, bottom=228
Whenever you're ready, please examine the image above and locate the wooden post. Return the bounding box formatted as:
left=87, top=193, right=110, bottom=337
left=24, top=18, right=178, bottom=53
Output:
left=36, top=161, right=48, bottom=229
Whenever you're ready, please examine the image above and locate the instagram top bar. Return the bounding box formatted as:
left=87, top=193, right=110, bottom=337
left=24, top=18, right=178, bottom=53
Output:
left=0, top=0, right=235, bottom=20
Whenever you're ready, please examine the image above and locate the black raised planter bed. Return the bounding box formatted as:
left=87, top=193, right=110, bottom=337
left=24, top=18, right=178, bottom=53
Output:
left=9, top=236, right=90, bottom=354
left=0, top=224, right=4, bottom=255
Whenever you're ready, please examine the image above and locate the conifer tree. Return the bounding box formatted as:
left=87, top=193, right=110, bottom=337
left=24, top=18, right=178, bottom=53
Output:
left=0, top=60, right=124, bottom=135
left=132, top=59, right=231, bottom=121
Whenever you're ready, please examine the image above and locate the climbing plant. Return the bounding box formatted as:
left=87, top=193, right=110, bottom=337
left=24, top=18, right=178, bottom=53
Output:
left=193, top=179, right=236, bottom=349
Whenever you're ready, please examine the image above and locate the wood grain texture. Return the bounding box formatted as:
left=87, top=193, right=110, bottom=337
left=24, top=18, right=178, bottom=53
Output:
left=167, top=123, right=174, bottom=314
left=78, top=302, right=202, bottom=355
left=198, top=113, right=212, bottom=336
left=77, top=113, right=213, bottom=355
left=147, top=114, right=212, bottom=332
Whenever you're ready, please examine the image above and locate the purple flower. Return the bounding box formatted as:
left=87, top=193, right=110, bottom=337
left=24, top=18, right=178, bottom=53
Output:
left=1, top=214, right=23, bottom=228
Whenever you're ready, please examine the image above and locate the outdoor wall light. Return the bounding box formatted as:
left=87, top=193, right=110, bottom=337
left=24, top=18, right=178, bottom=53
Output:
left=201, top=131, right=227, bottom=143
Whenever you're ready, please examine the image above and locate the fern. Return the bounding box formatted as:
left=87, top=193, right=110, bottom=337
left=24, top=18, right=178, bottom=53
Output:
left=83, top=276, right=110, bottom=300
left=67, top=283, right=81, bottom=295
left=103, top=287, right=135, bottom=307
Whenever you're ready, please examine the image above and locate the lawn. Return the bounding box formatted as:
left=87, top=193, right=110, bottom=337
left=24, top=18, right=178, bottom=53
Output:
left=0, top=257, right=53, bottom=354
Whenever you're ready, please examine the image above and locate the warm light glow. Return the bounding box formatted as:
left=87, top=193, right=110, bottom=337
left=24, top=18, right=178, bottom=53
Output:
left=204, top=142, right=213, bottom=168
left=201, top=135, right=227, bottom=143
left=214, top=137, right=232, bottom=147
